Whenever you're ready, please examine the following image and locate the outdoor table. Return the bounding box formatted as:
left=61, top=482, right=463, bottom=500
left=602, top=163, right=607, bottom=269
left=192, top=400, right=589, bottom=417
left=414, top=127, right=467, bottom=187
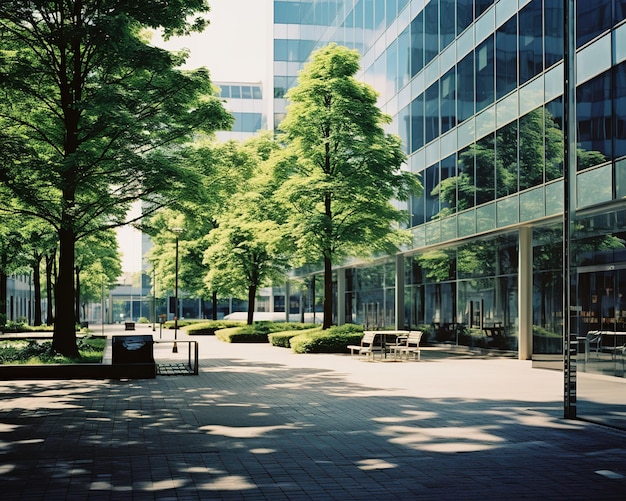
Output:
left=364, top=330, right=410, bottom=360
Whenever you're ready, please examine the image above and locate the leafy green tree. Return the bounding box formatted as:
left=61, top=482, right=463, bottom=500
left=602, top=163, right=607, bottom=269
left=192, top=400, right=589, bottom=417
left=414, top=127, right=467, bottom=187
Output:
left=203, top=182, right=292, bottom=325
left=0, top=1, right=232, bottom=356
left=276, top=44, right=421, bottom=329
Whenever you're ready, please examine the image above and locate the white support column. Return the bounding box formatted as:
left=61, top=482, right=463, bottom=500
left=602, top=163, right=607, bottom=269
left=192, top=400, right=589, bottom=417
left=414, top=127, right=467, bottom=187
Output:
left=396, top=254, right=405, bottom=330
left=337, top=268, right=346, bottom=326
left=518, top=226, right=533, bottom=360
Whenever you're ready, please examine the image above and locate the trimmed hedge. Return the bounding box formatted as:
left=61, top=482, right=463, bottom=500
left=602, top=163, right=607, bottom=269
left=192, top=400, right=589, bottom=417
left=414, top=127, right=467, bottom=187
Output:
left=269, top=327, right=322, bottom=347
left=185, top=320, right=244, bottom=336
left=216, top=322, right=320, bottom=343
left=290, top=324, right=364, bottom=353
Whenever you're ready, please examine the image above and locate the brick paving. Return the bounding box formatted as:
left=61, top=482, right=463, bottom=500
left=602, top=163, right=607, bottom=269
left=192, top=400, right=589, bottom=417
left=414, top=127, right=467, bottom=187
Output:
left=1, top=324, right=625, bottom=500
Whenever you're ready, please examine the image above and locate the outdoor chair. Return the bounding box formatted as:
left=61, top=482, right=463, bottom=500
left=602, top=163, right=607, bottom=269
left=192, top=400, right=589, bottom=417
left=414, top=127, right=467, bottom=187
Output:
left=347, top=331, right=384, bottom=360
left=389, top=330, right=423, bottom=361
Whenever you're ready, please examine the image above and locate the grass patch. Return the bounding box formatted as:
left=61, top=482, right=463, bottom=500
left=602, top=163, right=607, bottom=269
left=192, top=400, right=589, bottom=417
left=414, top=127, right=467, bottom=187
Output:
left=0, top=336, right=106, bottom=364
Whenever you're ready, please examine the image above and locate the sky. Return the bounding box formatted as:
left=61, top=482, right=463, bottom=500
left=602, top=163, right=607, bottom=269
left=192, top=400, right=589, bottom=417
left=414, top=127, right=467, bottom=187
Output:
left=117, top=0, right=270, bottom=272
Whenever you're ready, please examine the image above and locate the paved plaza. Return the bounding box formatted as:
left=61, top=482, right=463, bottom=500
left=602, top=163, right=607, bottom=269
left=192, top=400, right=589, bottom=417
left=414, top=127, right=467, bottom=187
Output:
left=1, top=324, right=625, bottom=500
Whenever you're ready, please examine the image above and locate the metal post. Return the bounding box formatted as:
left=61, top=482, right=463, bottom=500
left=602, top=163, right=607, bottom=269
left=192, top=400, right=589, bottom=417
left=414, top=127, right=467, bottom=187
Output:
left=173, top=234, right=179, bottom=353
left=563, top=0, right=577, bottom=419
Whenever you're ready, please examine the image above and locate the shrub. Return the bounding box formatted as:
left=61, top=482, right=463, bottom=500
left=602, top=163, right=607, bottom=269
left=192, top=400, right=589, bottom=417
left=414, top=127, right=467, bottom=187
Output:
left=290, top=324, right=364, bottom=353
left=215, top=321, right=319, bottom=343
left=185, top=320, right=244, bottom=335
left=137, top=317, right=150, bottom=324
left=269, top=327, right=322, bottom=347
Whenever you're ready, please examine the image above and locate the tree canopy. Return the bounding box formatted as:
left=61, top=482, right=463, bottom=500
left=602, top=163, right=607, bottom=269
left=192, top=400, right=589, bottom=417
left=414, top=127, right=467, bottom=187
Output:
left=276, top=43, right=421, bottom=329
left=0, top=0, right=232, bottom=355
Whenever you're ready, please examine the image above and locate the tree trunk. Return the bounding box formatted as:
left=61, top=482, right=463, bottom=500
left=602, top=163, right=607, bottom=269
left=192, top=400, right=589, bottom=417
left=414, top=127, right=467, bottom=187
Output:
left=0, top=258, right=6, bottom=325
left=212, top=290, right=218, bottom=320
left=247, top=285, right=256, bottom=325
left=52, top=227, right=79, bottom=357
left=45, top=252, right=55, bottom=325
left=75, top=265, right=81, bottom=322
left=323, top=254, right=333, bottom=330
left=33, top=254, right=42, bottom=326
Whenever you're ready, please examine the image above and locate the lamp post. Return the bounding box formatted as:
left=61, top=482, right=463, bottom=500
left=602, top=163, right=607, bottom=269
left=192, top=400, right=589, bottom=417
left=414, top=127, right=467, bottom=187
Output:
left=171, top=227, right=184, bottom=353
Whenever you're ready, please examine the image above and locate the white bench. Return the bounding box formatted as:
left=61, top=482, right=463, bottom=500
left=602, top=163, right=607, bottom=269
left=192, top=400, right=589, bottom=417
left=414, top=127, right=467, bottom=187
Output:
left=347, top=331, right=384, bottom=359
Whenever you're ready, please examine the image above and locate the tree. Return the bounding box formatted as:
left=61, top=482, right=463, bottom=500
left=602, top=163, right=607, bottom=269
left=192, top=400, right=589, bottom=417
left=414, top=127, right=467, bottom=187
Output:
left=276, top=44, right=421, bottom=329
left=203, top=186, right=292, bottom=325
left=0, top=1, right=232, bottom=356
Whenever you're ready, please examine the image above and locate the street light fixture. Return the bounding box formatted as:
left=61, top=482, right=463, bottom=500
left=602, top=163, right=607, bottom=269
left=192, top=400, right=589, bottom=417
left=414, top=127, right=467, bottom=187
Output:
left=171, top=227, right=184, bottom=353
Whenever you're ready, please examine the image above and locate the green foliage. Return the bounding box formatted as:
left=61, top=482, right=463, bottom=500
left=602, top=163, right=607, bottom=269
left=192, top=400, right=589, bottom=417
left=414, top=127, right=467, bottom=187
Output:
left=215, top=322, right=319, bottom=343
left=0, top=336, right=105, bottom=364
left=268, top=324, right=321, bottom=347
left=185, top=320, right=245, bottom=335
left=290, top=324, right=364, bottom=353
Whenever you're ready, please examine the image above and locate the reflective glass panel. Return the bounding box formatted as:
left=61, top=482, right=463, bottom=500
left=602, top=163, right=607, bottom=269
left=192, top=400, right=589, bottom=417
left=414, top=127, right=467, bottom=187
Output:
left=411, top=11, right=424, bottom=77
left=496, top=119, right=519, bottom=197
left=440, top=153, right=457, bottom=216
left=425, top=82, right=440, bottom=144
left=615, top=158, right=626, bottom=199
left=425, top=162, right=440, bottom=221
left=519, top=109, right=546, bottom=191
left=544, top=0, right=563, bottom=68
left=545, top=98, right=564, bottom=182
left=577, top=165, right=613, bottom=207
left=496, top=15, right=517, bottom=100
left=398, top=104, right=411, bottom=154
left=475, top=0, right=494, bottom=18
left=475, top=133, right=496, bottom=205
left=577, top=71, right=612, bottom=169
left=424, top=0, right=439, bottom=66
left=441, top=67, right=456, bottom=133
left=411, top=94, right=425, bottom=152
left=576, top=0, right=611, bottom=48
left=457, top=50, right=475, bottom=122
left=615, top=62, right=626, bottom=159
left=458, top=145, right=476, bottom=209
left=518, top=0, right=543, bottom=85
left=440, top=0, right=455, bottom=50
left=398, top=26, right=411, bottom=90
left=457, top=0, right=473, bottom=35
left=475, top=35, right=494, bottom=113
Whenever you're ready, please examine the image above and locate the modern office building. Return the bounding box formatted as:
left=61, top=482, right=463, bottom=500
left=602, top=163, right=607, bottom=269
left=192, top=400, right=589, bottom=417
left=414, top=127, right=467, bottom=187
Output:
left=214, top=81, right=267, bottom=141
left=273, top=0, right=626, bottom=427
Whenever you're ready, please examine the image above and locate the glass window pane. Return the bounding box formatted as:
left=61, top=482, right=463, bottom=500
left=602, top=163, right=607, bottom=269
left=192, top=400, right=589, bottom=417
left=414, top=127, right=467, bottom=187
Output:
left=231, top=86, right=241, bottom=98
left=576, top=0, right=611, bottom=48
left=458, top=145, right=476, bottom=210
left=576, top=70, right=612, bottom=169
left=615, top=62, right=626, bottom=159
left=520, top=186, right=545, bottom=221
left=411, top=94, right=425, bottom=152
left=398, top=104, right=411, bottom=154
left=398, top=26, right=411, bottom=90
left=457, top=51, right=475, bottom=122
left=441, top=67, right=456, bottom=133
left=252, top=86, right=262, bottom=99
left=241, top=86, right=252, bottom=99
left=518, top=109, right=547, bottom=191
left=457, top=0, right=473, bottom=35
left=411, top=11, right=424, bottom=77
left=577, top=165, right=612, bottom=208
left=497, top=196, right=519, bottom=227
left=425, top=82, right=440, bottom=144
left=496, top=16, right=517, bottom=100
left=425, top=162, right=440, bottom=221
left=615, top=158, right=626, bottom=199
left=220, top=85, right=230, bottom=98
left=424, top=0, right=439, bottom=66
left=545, top=98, right=564, bottom=182
left=544, top=0, right=564, bottom=68
left=475, top=0, right=494, bottom=18
left=411, top=192, right=425, bottom=226
left=519, top=0, right=543, bottom=85
left=475, top=36, right=494, bottom=113
left=475, top=133, right=496, bottom=205
left=496, top=119, right=519, bottom=197
left=440, top=153, right=457, bottom=215
left=440, top=0, right=455, bottom=50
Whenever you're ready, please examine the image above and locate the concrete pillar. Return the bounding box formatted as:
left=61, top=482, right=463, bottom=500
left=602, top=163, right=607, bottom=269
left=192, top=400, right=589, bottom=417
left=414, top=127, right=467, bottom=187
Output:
left=337, top=268, right=346, bottom=326
left=518, top=226, right=533, bottom=360
left=396, top=254, right=405, bottom=330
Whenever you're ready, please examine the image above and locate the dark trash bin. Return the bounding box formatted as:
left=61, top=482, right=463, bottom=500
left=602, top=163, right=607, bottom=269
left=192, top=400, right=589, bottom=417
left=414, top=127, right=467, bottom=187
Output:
left=112, top=335, right=156, bottom=378
left=124, top=322, right=135, bottom=331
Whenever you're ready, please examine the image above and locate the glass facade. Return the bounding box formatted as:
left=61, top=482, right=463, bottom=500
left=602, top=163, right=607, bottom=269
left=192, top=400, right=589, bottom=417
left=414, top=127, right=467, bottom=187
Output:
left=274, top=0, right=626, bottom=428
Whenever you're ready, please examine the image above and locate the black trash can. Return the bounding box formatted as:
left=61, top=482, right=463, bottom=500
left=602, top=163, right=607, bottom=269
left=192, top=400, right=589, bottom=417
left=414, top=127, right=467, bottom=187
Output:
left=111, top=335, right=156, bottom=378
